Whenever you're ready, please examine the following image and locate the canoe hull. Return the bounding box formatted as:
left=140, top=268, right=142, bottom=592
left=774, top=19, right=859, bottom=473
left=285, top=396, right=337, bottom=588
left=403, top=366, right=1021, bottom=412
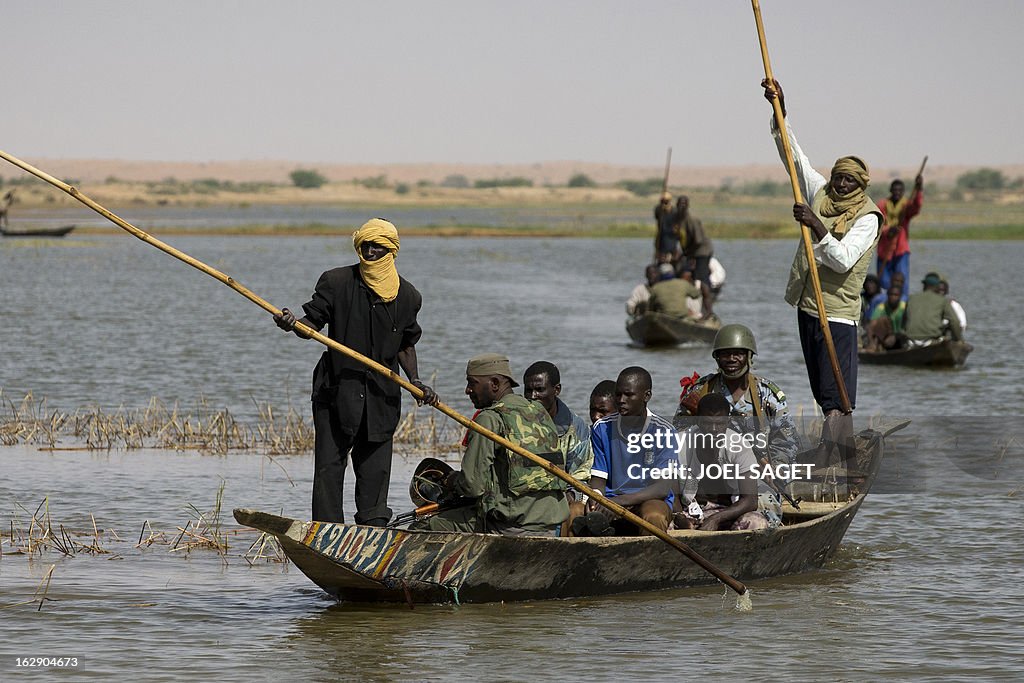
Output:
left=859, top=340, right=973, bottom=367
left=235, top=497, right=864, bottom=604
left=234, top=429, right=883, bottom=605
left=626, top=311, right=720, bottom=346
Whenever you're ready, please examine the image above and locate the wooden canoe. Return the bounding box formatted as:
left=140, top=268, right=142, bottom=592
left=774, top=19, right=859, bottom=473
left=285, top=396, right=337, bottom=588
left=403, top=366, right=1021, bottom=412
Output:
left=234, top=430, right=885, bottom=605
left=0, top=224, right=75, bottom=238
left=626, top=311, right=721, bottom=346
left=859, top=339, right=973, bottom=367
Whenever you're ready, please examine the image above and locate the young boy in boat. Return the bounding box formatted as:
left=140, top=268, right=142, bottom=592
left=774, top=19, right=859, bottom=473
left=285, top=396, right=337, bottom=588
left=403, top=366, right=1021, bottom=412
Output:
left=522, top=361, right=593, bottom=536
left=410, top=353, right=568, bottom=536
left=577, top=367, right=675, bottom=536
left=673, top=393, right=781, bottom=531
left=864, top=285, right=906, bottom=352
left=588, top=380, right=616, bottom=425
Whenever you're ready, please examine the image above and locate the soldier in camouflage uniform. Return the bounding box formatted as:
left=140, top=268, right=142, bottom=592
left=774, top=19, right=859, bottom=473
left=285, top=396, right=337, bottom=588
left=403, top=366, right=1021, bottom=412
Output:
left=674, top=324, right=800, bottom=471
left=413, top=354, right=569, bottom=535
left=673, top=325, right=799, bottom=527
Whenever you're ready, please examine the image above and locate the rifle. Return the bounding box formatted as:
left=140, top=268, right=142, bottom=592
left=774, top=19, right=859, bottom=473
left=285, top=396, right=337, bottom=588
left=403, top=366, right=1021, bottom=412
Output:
left=387, top=503, right=440, bottom=528
left=386, top=497, right=472, bottom=529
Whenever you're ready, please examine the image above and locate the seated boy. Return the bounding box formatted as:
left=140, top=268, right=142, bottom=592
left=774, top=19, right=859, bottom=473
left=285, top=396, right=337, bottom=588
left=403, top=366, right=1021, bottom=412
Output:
left=576, top=367, right=675, bottom=536
left=674, top=393, right=781, bottom=531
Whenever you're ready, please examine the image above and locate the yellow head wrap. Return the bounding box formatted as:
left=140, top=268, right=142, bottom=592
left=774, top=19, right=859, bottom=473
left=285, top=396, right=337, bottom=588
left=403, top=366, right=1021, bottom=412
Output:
left=818, top=156, right=870, bottom=234
left=352, top=218, right=401, bottom=302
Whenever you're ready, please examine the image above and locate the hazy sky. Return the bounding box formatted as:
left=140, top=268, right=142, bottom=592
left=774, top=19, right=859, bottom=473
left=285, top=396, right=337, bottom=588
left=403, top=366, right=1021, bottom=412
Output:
left=3, top=1, right=1022, bottom=167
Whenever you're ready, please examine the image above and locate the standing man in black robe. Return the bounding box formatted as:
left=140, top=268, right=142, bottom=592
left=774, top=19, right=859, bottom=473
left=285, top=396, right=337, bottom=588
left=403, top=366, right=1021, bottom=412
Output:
left=275, top=218, right=437, bottom=526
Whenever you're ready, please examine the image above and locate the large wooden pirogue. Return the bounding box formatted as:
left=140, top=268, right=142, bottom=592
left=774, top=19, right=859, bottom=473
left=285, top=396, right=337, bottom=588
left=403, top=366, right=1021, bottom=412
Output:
left=234, top=428, right=886, bottom=605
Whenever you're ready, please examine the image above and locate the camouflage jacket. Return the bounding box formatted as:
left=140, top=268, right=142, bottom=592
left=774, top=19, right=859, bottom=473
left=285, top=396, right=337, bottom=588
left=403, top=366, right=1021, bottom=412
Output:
left=453, top=394, right=568, bottom=531
left=552, top=398, right=594, bottom=485
left=673, top=372, right=800, bottom=467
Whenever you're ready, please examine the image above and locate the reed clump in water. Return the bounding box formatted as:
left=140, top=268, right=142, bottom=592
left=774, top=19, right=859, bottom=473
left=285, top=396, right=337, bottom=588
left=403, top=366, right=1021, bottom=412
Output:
left=171, top=480, right=229, bottom=564
left=0, top=392, right=316, bottom=454
left=1, top=391, right=464, bottom=455
left=3, top=487, right=262, bottom=567
left=0, top=391, right=67, bottom=447
left=3, top=497, right=113, bottom=558
left=393, top=403, right=462, bottom=455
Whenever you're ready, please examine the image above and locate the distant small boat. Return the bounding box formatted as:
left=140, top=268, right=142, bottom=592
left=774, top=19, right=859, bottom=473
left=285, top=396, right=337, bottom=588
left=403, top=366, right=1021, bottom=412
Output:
left=859, top=339, right=973, bottom=367
left=0, top=224, right=76, bottom=238
left=626, top=311, right=721, bottom=346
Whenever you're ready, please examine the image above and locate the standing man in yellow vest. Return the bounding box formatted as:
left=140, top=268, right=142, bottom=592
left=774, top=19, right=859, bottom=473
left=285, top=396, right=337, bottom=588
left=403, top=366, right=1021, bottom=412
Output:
left=763, top=80, right=882, bottom=465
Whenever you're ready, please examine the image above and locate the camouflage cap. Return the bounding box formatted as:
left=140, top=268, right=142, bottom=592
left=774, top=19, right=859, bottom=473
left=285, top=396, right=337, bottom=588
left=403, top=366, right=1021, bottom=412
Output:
left=466, top=353, right=519, bottom=387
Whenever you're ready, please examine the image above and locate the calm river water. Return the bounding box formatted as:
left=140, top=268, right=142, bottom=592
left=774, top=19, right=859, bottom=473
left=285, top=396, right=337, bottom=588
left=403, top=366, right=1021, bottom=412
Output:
left=1, top=229, right=1022, bottom=680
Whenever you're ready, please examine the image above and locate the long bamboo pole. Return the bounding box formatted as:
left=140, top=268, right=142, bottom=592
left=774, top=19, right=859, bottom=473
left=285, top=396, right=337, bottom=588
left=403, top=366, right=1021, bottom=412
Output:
left=751, top=0, right=851, bottom=414
left=661, top=147, right=673, bottom=195
left=0, top=148, right=749, bottom=599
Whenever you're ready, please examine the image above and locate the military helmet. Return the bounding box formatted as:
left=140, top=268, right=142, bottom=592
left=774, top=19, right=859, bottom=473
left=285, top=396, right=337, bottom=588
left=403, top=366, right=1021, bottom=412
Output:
left=713, top=323, right=757, bottom=355
left=409, top=457, right=455, bottom=507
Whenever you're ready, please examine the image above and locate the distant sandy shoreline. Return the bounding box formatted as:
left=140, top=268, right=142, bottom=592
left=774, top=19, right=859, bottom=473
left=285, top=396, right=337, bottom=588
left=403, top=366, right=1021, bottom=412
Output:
left=7, top=157, right=1019, bottom=188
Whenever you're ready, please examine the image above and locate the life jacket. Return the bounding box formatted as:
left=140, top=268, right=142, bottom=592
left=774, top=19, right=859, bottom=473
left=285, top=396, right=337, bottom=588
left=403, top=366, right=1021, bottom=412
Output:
left=489, top=399, right=566, bottom=495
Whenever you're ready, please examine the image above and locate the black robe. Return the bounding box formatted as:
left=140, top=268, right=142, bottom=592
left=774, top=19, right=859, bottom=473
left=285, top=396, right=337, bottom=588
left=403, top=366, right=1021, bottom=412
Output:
left=301, top=265, right=423, bottom=441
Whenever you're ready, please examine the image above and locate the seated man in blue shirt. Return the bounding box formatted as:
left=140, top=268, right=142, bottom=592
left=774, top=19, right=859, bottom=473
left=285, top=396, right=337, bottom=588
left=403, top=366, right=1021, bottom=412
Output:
left=576, top=366, right=675, bottom=536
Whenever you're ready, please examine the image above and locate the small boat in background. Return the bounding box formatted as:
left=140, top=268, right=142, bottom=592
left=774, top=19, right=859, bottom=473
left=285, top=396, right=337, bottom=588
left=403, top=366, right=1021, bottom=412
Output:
left=1, top=224, right=76, bottom=238
left=859, top=339, right=973, bottom=368
left=626, top=311, right=721, bottom=346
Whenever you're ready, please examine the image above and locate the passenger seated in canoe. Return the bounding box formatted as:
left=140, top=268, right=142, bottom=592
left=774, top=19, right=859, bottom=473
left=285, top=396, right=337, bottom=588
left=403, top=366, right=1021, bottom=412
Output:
left=674, top=324, right=799, bottom=475
left=522, top=361, right=594, bottom=537
left=625, top=264, right=660, bottom=318
left=675, top=266, right=708, bottom=321
left=410, top=354, right=568, bottom=536
left=903, top=272, right=964, bottom=347
left=860, top=274, right=885, bottom=329
left=648, top=263, right=703, bottom=320
left=574, top=367, right=674, bottom=536
left=589, top=380, right=616, bottom=425
left=937, top=275, right=967, bottom=333
left=706, top=255, right=726, bottom=301
left=673, top=393, right=781, bottom=531
left=864, top=285, right=905, bottom=352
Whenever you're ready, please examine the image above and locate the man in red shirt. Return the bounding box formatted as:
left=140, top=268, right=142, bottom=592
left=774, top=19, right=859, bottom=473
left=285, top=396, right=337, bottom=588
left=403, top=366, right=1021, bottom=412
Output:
left=876, top=174, right=923, bottom=301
